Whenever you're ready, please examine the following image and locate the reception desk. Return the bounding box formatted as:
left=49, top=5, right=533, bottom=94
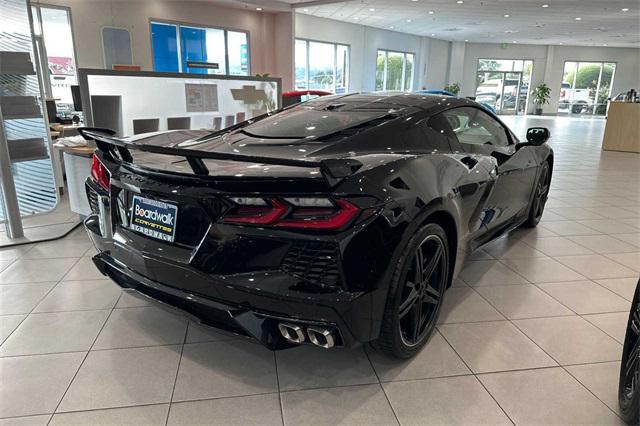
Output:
left=602, top=102, right=640, bottom=153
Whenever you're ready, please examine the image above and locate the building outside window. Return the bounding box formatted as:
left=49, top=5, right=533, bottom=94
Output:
left=376, top=49, right=414, bottom=92
left=295, top=39, right=349, bottom=93
left=150, top=20, right=249, bottom=75
left=31, top=5, right=77, bottom=107
left=558, top=61, right=616, bottom=116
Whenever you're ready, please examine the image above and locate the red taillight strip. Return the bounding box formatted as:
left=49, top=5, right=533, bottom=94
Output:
left=90, top=155, right=110, bottom=192
left=222, top=199, right=288, bottom=225
left=275, top=199, right=360, bottom=230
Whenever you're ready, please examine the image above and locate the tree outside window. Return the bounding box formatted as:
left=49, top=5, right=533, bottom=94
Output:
left=376, top=50, right=414, bottom=92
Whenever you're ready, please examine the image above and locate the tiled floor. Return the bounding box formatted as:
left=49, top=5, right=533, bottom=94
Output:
left=1, top=116, right=638, bottom=425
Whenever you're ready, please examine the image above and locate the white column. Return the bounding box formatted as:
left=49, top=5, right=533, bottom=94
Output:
left=447, top=41, right=466, bottom=92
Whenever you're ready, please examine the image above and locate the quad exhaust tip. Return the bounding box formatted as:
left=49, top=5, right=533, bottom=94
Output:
left=307, top=326, right=335, bottom=349
left=278, top=322, right=336, bottom=348
left=278, top=323, right=305, bottom=344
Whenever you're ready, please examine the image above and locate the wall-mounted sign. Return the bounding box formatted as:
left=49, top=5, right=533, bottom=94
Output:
left=185, top=83, right=219, bottom=112
left=186, top=61, right=219, bottom=70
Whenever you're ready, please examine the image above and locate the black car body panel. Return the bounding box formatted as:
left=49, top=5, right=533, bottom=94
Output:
left=82, top=93, right=553, bottom=349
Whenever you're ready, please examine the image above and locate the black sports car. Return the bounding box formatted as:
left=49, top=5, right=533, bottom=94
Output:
left=619, top=279, right=639, bottom=425
left=81, top=93, right=553, bottom=358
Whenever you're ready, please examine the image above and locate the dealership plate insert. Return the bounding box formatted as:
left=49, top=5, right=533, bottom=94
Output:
left=130, top=195, right=178, bottom=242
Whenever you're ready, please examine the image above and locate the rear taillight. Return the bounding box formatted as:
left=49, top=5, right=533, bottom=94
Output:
left=222, top=197, right=360, bottom=230
left=90, top=154, right=110, bottom=192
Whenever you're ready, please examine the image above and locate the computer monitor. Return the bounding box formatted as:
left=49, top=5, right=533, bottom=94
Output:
left=70, top=85, right=83, bottom=112
left=45, top=99, right=57, bottom=123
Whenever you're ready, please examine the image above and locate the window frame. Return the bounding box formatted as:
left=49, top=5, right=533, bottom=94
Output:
left=30, top=3, right=79, bottom=101
left=294, top=38, right=350, bottom=93
left=149, top=18, right=251, bottom=76
left=558, top=60, right=617, bottom=115
left=376, top=49, right=415, bottom=92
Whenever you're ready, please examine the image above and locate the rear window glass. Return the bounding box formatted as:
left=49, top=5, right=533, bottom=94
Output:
left=242, top=107, right=390, bottom=139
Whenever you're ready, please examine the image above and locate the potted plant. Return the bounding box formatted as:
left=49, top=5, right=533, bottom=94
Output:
left=532, top=83, right=551, bottom=115
left=443, top=82, right=461, bottom=96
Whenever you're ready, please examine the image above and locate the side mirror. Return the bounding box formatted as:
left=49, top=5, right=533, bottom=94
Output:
left=526, top=127, right=550, bottom=146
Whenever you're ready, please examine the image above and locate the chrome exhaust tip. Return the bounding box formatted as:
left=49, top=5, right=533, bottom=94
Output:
left=307, top=326, right=336, bottom=349
left=278, top=323, right=305, bottom=344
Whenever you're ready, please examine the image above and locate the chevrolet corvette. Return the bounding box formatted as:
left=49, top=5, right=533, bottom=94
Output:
left=81, top=93, right=553, bottom=358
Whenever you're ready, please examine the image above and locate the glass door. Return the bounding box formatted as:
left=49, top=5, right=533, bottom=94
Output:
left=475, top=59, right=533, bottom=115
left=498, top=72, right=522, bottom=115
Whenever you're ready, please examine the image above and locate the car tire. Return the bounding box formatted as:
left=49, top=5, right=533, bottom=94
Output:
left=372, top=222, right=450, bottom=359
left=523, top=161, right=551, bottom=228
left=619, top=283, right=640, bottom=425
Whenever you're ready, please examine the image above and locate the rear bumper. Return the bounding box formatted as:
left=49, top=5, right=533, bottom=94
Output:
left=85, top=214, right=375, bottom=349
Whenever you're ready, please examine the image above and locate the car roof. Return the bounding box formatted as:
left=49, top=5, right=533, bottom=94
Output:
left=303, top=92, right=471, bottom=115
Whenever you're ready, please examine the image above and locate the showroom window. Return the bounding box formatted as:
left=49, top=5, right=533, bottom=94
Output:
left=30, top=4, right=77, bottom=106
left=375, top=49, right=414, bottom=92
left=295, top=39, right=349, bottom=93
left=475, top=59, right=533, bottom=115
left=150, top=21, right=249, bottom=75
left=558, top=61, right=616, bottom=116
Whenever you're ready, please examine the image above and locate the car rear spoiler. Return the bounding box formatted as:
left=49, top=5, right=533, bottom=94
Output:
left=78, top=127, right=363, bottom=185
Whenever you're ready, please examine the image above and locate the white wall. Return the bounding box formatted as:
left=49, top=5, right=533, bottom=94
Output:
left=33, top=0, right=295, bottom=90
left=296, top=13, right=445, bottom=92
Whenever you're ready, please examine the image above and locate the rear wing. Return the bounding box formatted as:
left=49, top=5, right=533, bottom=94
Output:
left=78, top=127, right=363, bottom=184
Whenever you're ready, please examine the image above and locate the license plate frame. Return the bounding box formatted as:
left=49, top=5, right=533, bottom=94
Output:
left=130, top=195, right=178, bottom=243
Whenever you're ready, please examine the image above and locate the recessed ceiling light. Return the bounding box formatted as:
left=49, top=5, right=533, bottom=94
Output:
left=603, top=43, right=608, bottom=46
left=389, top=26, right=394, bottom=29
left=575, top=17, right=582, bottom=20
left=504, top=14, right=510, bottom=18
left=431, top=33, right=436, bottom=36
left=353, top=16, right=359, bottom=20
left=457, top=1, right=464, bottom=4
left=256, top=7, right=262, bottom=11
left=369, top=8, right=375, bottom=11
left=622, top=8, right=629, bottom=12
left=303, top=8, right=309, bottom=12
left=541, top=4, right=549, bottom=7
left=428, top=10, right=435, bottom=14
left=407, top=19, right=412, bottom=22
left=464, top=39, right=469, bottom=42
left=559, top=42, right=563, bottom=44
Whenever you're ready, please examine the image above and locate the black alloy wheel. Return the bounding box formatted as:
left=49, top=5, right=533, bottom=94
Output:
left=524, top=161, right=550, bottom=227
left=619, top=283, right=640, bottom=425
left=374, top=223, right=450, bottom=358
left=398, top=235, right=447, bottom=347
